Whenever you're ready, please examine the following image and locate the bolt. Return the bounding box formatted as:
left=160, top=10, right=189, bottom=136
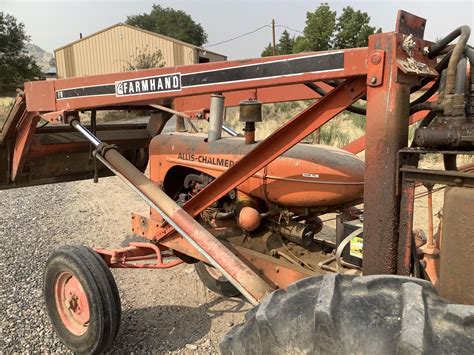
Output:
left=454, top=178, right=462, bottom=185
left=422, top=46, right=430, bottom=56
left=370, top=76, right=377, bottom=84
left=370, top=53, right=382, bottom=65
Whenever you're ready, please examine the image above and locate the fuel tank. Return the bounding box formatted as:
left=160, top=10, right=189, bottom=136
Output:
left=149, top=133, right=364, bottom=208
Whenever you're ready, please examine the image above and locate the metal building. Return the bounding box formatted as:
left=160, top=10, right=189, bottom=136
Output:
left=54, top=23, right=226, bottom=79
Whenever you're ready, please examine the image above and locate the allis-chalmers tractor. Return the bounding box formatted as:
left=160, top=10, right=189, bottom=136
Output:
left=1, top=10, right=473, bottom=354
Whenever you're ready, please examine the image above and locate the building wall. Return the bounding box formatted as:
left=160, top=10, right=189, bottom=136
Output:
left=198, top=50, right=227, bottom=63
left=55, top=24, right=221, bottom=79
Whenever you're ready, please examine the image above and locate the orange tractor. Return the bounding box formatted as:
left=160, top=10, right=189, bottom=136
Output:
left=1, top=10, right=473, bottom=354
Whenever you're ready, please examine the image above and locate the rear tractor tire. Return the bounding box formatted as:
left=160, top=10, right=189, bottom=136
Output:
left=221, top=274, right=474, bottom=354
left=195, top=261, right=241, bottom=298
left=44, top=245, right=121, bottom=354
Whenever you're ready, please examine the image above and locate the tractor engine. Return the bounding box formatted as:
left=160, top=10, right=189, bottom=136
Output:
left=149, top=133, right=364, bottom=266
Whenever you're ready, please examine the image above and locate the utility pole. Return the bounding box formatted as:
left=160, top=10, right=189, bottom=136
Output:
left=272, top=19, right=276, bottom=56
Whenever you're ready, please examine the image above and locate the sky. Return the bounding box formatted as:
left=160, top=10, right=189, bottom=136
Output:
left=1, top=0, right=473, bottom=59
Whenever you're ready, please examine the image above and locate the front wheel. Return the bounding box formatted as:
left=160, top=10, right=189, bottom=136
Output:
left=44, top=246, right=121, bottom=354
left=195, top=261, right=241, bottom=297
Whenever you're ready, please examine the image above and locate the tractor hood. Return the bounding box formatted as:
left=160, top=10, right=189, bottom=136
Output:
left=149, top=134, right=364, bottom=208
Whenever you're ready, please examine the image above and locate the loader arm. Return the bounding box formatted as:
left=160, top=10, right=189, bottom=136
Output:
left=0, top=49, right=369, bottom=189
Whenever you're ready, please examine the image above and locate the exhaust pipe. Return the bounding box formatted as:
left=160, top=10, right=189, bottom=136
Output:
left=208, top=93, right=225, bottom=142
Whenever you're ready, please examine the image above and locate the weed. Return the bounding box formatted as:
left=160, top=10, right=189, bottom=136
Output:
left=0, top=97, right=15, bottom=130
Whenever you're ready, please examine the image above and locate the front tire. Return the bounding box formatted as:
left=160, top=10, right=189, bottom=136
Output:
left=44, top=246, right=121, bottom=354
left=221, top=274, right=474, bottom=354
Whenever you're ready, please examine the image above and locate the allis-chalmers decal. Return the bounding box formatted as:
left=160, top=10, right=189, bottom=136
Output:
left=115, top=73, right=181, bottom=96
left=178, top=153, right=235, bottom=168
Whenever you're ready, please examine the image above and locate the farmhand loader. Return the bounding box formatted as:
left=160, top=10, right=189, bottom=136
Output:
left=1, top=10, right=473, bottom=354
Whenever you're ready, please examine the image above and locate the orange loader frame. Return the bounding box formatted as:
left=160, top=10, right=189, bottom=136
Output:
left=2, top=10, right=452, bottom=304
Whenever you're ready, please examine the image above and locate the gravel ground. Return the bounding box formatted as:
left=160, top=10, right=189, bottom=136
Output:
left=0, top=178, right=251, bottom=353
left=1, top=184, right=71, bottom=352
left=0, top=160, right=446, bottom=353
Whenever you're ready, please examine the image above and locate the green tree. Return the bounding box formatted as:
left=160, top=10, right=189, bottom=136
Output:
left=124, top=46, right=166, bottom=71
left=261, top=30, right=294, bottom=57
left=0, top=12, right=43, bottom=93
left=290, top=3, right=381, bottom=54
left=333, top=6, right=382, bottom=48
left=278, top=30, right=294, bottom=54
left=292, top=36, right=311, bottom=53
left=295, top=3, right=336, bottom=52
left=126, top=4, right=207, bottom=46
left=261, top=43, right=274, bottom=57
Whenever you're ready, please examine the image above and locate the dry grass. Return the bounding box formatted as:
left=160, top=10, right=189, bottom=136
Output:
left=80, top=110, right=142, bottom=124
left=225, top=101, right=365, bottom=148
left=0, top=97, right=15, bottom=130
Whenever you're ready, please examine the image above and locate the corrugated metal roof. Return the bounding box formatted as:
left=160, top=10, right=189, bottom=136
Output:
left=54, top=23, right=226, bottom=59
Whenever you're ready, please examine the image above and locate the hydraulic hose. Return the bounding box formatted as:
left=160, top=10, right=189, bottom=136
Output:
left=410, top=77, right=441, bottom=108
left=304, top=83, right=366, bottom=115
left=430, top=26, right=471, bottom=97
left=410, top=102, right=437, bottom=115
left=454, top=56, right=468, bottom=95
left=418, top=111, right=437, bottom=128
left=429, top=26, right=471, bottom=59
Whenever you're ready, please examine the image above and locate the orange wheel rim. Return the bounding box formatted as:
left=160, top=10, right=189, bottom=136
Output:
left=54, top=272, right=90, bottom=336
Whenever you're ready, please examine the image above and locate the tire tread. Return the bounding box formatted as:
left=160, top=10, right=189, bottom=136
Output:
left=220, top=275, right=474, bottom=354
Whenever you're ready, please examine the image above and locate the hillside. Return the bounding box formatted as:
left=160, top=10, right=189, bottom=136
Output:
left=26, top=44, right=54, bottom=71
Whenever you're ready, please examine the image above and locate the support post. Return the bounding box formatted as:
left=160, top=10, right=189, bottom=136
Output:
left=272, top=19, right=276, bottom=56
left=397, top=179, right=416, bottom=275
left=363, top=33, right=412, bottom=275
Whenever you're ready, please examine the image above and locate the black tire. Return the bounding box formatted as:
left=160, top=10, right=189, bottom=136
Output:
left=221, top=274, right=474, bottom=354
left=44, top=245, right=121, bottom=354
left=195, top=261, right=241, bottom=297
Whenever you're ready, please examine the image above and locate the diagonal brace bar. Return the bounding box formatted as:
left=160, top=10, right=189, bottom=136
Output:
left=181, top=76, right=367, bottom=218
